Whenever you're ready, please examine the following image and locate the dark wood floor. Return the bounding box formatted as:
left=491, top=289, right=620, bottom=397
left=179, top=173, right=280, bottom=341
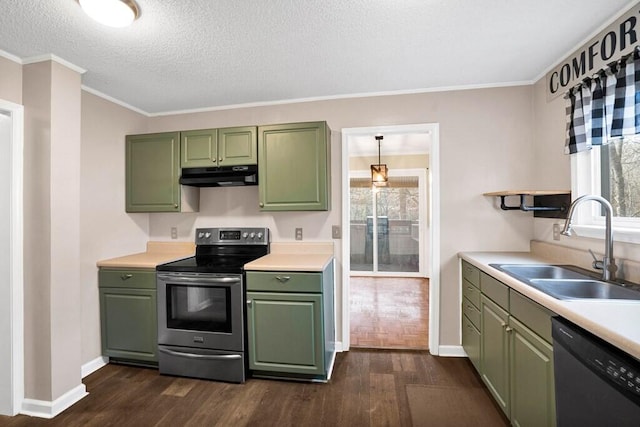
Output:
left=1, top=350, right=507, bottom=427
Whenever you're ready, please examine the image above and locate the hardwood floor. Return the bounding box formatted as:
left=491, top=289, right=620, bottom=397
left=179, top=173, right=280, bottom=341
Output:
left=1, top=350, right=507, bottom=427
left=350, top=277, right=429, bottom=350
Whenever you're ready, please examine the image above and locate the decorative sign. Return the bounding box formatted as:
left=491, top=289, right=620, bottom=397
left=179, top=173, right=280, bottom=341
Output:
left=546, top=3, right=640, bottom=101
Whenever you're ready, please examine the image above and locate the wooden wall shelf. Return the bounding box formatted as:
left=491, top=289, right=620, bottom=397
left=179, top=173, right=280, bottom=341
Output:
left=484, top=191, right=571, bottom=218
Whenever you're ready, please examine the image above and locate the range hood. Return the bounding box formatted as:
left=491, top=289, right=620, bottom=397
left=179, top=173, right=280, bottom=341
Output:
left=179, top=165, right=258, bottom=187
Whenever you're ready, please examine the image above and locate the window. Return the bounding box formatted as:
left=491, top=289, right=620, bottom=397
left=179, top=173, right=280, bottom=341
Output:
left=571, top=139, right=640, bottom=242
left=566, top=47, right=640, bottom=242
left=600, top=136, right=640, bottom=218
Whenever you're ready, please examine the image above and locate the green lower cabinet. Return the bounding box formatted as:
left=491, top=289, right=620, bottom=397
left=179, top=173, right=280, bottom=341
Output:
left=246, top=264, right=335, bottom=381
left=480, top=295, right=510, bottom=416
left=246, top=292, right=324, bottom=376
left=464, top=261, right=557, bottom=426
left=98, top=269, right=158, bottom=365
left=510, top=317, right=556, bottom=427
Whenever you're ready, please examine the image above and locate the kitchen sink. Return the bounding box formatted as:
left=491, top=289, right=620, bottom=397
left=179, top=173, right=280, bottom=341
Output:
left=528, top=279, right=640, bottom=300
left=489, top=263, right=640, bottom=301
left=492, top=264, right=589, bottom=280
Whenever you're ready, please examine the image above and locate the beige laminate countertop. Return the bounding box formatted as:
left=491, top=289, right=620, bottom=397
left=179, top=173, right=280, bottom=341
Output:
left=244, top=242, right=334, bottom=272
left=97, top=241, right=195, bottom=269
left=460, top=251, right=640, bottom=360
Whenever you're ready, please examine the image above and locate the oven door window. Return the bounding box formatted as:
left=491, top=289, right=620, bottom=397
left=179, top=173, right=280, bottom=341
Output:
left=166, top=284, right=232, bottom=333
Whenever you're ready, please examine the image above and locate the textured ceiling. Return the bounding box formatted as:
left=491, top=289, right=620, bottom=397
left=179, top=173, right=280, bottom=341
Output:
left=0, top=0, right=634, bottom=115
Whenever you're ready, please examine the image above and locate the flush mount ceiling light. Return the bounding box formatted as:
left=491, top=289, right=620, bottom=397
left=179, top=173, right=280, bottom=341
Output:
left=371, top=135, right=388, bottom=187
left=78, top=0, right=140, bottom=28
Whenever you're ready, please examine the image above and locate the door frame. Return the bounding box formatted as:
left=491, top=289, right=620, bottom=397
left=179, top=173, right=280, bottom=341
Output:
left=0, top=99, right=24, bottom=416
left=341, top=123, right=440, bottom=353
left=349, top=168, right=428, bottom=277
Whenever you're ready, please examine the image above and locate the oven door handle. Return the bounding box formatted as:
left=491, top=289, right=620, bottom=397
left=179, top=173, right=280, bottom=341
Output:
left=159, top=347, right=242, bottom=360
left=157, top=274, right=241, bottom=284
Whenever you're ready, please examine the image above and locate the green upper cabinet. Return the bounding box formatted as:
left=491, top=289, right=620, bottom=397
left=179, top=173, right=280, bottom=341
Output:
left=126, top=132, right=198, bottom=213
left=181, top=128, right=218, bottom=168
left=219, top=126, right=258, bottom=166
left=258, top=121, right=330, bottom=211
left=181, top=126, right=257, bottom=168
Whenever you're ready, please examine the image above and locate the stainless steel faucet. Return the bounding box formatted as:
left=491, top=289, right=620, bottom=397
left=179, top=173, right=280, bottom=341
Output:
left=561, top=195, right=617, bottom=282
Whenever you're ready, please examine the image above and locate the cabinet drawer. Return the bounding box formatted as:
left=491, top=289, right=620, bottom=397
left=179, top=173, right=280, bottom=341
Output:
left=481, top=272, right=509, bottom=309
left=463, top=297, right=481, bottom=329
left=462, top=260, right=480, bottom=287
left=99, top=269, right=156, bottom=289
left=246, top=271, right=322, bottom=293
left=462, top=278, right=481, bottom=307
left=510, top=290, right=555, bottom=343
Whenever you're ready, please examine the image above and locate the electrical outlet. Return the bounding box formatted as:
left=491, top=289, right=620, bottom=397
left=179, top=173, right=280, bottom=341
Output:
left=295, top=228, right=303, bottom=240
left=332, top=225, right=341, bottom=239
left=552, top=223, right=561, bottom=241
left=171, top=227, right=178, bottom=239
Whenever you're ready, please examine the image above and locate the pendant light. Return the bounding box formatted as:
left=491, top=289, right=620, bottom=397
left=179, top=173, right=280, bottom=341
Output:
left=371, top=135, right=388, bottom=187
left=78, top=0, right=140, bottom=28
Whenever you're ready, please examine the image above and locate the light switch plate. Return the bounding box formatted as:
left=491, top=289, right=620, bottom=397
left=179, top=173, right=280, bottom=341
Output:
left=332, top=225, right=341, bottom=239
left=552, top=223, right=561, bottom=241
left=171, top=227, right=178, bottom=239
left=295, top=228, right=303, bottom=240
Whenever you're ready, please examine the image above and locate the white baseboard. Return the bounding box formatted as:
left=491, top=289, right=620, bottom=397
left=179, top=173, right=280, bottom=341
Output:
left=20, top=384, right=88, bottom=419
left=436, top=345, right=467, bottom=357
left=82, top=356, right=109, bottom=378
left=334, top=341, right=345, bottom=352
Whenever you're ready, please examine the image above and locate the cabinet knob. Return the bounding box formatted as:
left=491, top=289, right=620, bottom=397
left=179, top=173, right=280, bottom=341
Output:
left=276, top=276, right=291, bottom=282
left=505, top=326, right=513, bottom=333
left=259, top=202, right=264, bottom=207
left=219, top=157, right=223, bottom=162
left=120, top=274, right=133, bottom=280
left=247, top=300, right=253, bottom=306
left=174, top=204, right=178, bottom=208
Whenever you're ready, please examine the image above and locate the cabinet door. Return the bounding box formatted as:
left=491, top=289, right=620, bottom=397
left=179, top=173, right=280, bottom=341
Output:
left=462, top=314, right=481, bottom=371
left=181, top=129, right=218, bottom=168
left=126, top=132, right=181, bottom=212
left=218, top=126, right=257, bottom=166
left=99, top=287, right=158, bottom=363
left=258, top=122, right=330, bottom=211
left=481, top=295, right=510, bottom=416
left=246, top=291, right=324, bottom=376
left=510, top=317, right=556, bottom=427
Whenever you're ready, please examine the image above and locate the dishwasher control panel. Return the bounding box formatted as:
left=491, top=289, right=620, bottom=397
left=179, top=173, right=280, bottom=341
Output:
left=553, top=317, right=640, bottom=403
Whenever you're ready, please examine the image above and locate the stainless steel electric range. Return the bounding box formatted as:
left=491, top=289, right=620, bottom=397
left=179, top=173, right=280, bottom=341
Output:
left=156, top=227, right=269, bottom=383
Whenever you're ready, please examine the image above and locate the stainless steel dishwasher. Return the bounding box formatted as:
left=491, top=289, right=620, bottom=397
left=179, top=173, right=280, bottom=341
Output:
left=552, top=317, right=640, bottom=426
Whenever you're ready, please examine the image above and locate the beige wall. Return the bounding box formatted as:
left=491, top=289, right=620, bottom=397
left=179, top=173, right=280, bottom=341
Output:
left=146, top=86, right=537, bottom=347
left=22, top=60, right=84, bottom=400
left=79, top=92, right=149, bottom=363
left=0, top=56, right=22, bottom=105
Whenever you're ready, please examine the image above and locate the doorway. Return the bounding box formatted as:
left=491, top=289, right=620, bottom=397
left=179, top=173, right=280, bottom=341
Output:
left=341, top=124, right=440, bottom=353
left=0, top=99, right=24, bottom=416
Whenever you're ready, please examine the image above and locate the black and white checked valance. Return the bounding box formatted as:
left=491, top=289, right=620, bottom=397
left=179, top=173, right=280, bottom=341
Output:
left=565, top=46, right=640, bottom=154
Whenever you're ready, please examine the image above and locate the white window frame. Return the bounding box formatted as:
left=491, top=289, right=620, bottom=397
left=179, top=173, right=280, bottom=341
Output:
left=571, top=145, right=640, bottom=244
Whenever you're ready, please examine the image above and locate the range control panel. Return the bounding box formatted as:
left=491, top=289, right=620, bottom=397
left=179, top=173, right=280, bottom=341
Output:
left=195, top=227, right=270, bottom=245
